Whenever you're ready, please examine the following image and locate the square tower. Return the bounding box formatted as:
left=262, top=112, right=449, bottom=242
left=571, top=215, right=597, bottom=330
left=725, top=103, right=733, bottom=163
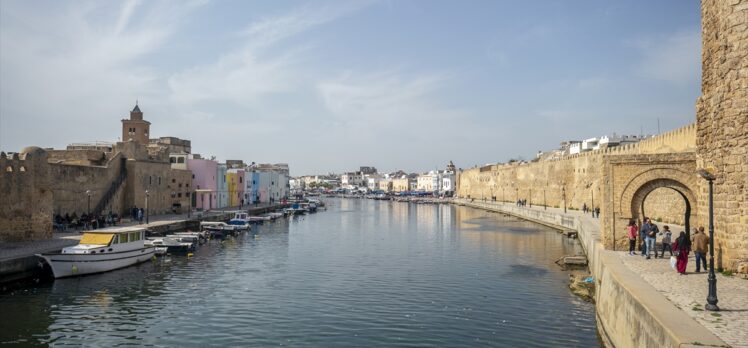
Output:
left=121, top=103, right=151, bottom=143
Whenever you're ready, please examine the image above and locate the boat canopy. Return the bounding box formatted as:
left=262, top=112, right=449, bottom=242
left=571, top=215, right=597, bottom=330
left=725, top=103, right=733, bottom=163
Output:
left=80, top=233, right=114, bottom=245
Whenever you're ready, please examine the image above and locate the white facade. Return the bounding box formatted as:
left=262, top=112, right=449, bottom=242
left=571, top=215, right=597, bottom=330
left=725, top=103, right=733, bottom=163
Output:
left=341, top=172, right=364, bottom=187
left=582, top=137, right=599, bottom=151
left=569, top=142, right=582, bottom=155
left=441, top=172, right=455, bottom=195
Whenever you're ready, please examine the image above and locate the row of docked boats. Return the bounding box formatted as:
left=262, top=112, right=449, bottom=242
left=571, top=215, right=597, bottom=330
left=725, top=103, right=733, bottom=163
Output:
left=36, top=205, right=313, bottom=278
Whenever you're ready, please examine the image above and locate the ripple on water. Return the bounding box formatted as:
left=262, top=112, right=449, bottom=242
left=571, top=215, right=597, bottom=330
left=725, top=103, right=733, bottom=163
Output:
left=1, top=199, right=598, bottom=347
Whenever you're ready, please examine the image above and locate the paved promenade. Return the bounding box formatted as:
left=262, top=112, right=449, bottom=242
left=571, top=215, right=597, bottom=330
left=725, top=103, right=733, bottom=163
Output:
left=458, top=199, right=747, bottom=347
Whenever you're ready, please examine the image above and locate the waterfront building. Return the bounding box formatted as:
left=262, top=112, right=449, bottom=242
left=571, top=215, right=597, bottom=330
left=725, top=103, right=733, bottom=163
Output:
left=341, top=172, right=364, bottom=188
left=215, top=163, right=228, bottom=209
left=227, top=169, right=246, bottom=207
left=187, top=154, right=218, bottom=211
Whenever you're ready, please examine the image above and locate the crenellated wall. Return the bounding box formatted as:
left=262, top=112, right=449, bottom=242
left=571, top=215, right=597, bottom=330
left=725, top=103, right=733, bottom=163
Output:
left=0, top=148, right=53, bottom=242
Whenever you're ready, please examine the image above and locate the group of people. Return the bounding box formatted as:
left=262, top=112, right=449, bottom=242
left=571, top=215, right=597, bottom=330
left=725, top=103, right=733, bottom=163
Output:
left=516, top=199, right=528, bottom=207
left=53, top=211, right=120, bottom=231
left=626, top=217, right=711, bottom=274
left=131, top=206, right=145, bottom=224
left=582, top=204, right=600, bottom=218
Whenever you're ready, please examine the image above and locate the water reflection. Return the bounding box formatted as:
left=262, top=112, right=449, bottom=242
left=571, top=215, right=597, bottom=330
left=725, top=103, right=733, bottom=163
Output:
left=1, top=198, right=597, bottom=347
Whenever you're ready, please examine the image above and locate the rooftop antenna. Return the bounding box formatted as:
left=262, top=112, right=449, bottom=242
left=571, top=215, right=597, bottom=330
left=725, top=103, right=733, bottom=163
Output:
left=657, top=118, right=661, bottom=134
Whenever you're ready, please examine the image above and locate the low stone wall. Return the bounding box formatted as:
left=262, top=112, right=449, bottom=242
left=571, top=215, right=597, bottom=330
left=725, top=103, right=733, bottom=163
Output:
left=454, top=199, right=725, bottom=348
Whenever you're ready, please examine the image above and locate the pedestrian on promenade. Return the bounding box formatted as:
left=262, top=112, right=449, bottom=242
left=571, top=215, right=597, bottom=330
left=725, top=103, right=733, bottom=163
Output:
left=594, top=207, right=600, bottom=218
left=583, top=203, right=588, bottom=213
left=640, top=218, right=652, bottom=257
left=659, top=225, right=673, bottom=258
left=138, top=208, right=144, bottom=224
left=626, top=219, right=639, bottom=255
left=672, top=231, right=691, bottom=275
left=691, top=227, right=710, bottom=273
left=645, top=218, right=658, bottom=259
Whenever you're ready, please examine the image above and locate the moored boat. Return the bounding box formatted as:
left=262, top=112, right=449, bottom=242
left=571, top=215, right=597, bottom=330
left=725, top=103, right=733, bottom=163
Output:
left=37, top=226, right=155, bottom=278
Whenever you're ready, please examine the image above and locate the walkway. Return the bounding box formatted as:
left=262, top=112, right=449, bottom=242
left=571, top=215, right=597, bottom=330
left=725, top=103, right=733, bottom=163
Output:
left=458, top=199, right=747, bottom=347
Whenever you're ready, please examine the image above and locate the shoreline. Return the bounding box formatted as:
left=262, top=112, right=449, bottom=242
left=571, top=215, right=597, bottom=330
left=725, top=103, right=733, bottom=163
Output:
left=452, top=199, right=727, bottom=348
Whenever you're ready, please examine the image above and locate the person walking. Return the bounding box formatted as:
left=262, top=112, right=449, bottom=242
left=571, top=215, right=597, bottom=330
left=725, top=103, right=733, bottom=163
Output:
left=626, top=219, right=639, bottom=255
left=639, top=218, right=652, bottom=257
left=659, top=225, right=673, bottom=258
left=645, top=218, right=658, bottom=259
left=672, top=231, right=691, bottom=275
left=137, top=208, right=144, bottom=224
left=691, top=227, right=710, bottom=273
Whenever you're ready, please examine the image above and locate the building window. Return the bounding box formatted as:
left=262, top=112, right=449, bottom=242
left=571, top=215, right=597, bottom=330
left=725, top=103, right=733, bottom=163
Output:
left=149, top=176, right=152, bottom=185
left=179, top=183, right=182, bottom=188
left=223, top=175, right=226, bottom=183
left=5, top=166, right=12, bottom=172
left=240, top=177, right=243, bottom=183
left=178, top=193, right=182, bottom=198
left=192, top=174, right=195, bottom=179
left=170, top=157, right=176, bottom=164
left=177, top=157, right=185, bottom=164
left=172, top=178, right=176, bottom=183
left=158, top=177, right=162, bottom=185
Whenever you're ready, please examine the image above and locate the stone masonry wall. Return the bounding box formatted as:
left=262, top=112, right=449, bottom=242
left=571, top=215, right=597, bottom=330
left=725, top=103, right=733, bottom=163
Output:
left=696, top=0, right=748, bottom=270
left=50, top=152, right=125, bottom=217
left=0, top=148, right=53, bottom=242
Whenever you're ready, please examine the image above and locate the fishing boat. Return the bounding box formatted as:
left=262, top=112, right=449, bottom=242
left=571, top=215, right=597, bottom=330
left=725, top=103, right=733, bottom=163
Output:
left=37, top=226, right=155, bottom=278
left=146, top=236, right=196, bottom=253
left=284, top=203, right=307, bottom=215
left=200, top=221, right=237, bottom=239
left=228, top=212, right=252, bottom=230
left=248, top=215, right=271, bottom=223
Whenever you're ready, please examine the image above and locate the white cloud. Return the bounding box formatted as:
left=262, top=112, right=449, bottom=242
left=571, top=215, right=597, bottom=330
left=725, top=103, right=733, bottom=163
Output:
left=0, top=0, right=206, bottom=147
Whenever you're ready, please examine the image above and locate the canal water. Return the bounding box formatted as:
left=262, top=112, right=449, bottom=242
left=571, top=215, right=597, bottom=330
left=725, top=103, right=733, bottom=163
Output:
left=1, top=198, right=599, bottom=347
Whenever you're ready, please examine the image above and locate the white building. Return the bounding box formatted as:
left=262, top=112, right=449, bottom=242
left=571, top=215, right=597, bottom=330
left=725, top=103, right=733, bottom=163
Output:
left=341, top=172, right=364, bottom=188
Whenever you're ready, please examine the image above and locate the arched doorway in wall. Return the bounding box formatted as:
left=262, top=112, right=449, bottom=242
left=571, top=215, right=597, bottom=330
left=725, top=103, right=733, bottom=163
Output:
left=628, top=178, right=697, bottom=238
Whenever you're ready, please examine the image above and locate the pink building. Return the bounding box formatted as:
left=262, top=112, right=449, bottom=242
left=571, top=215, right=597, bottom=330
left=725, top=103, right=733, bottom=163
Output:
left=187, top=156, right=218, bottom=211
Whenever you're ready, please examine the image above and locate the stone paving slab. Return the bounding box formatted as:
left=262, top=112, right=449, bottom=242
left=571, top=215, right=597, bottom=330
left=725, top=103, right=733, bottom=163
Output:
left=617, top=248, right=748, bottom=347
left=0, top=233, right=80, bottom=261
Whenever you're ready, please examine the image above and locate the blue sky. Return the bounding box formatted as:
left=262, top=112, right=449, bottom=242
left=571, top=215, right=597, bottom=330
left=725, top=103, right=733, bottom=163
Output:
left=0, top=0, right=701, bottom=175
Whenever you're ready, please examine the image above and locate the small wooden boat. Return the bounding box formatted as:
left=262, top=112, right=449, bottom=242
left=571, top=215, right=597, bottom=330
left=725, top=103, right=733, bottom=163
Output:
left=37, top=226, right=155, bottom=278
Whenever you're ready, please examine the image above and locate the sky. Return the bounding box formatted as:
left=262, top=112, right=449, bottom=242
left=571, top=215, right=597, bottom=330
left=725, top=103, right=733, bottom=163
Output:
left=0, top=0, right=702, bottom=176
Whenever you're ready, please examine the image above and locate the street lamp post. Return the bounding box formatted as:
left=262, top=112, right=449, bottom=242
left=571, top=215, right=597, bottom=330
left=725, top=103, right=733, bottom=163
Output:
left=562, top=186, right=567, bottom=214
left=543, top=189, right=547, bottom=210
left=145, top=190, right=150, bottom=225
left=86, top=190, right=92, bottom=217
left=699, top=169, right=719, bottom=311
left=529, top=188, right=532, bottom=207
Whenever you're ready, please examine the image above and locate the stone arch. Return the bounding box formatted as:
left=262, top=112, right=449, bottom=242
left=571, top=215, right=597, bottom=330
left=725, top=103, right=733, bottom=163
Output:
left=618, top=167, right=698, bottom=235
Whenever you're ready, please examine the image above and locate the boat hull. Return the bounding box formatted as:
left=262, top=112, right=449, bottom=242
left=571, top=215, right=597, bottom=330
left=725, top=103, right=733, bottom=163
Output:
left=38, top=248, right=155, bottom=278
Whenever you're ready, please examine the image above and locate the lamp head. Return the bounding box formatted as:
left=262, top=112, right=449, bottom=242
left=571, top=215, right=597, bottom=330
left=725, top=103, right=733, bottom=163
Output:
left=698, top=168, right=716, bottom=181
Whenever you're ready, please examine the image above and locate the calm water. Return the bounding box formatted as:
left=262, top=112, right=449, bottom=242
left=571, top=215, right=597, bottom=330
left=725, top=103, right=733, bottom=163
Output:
left=1, top=198, right=599, bottom=347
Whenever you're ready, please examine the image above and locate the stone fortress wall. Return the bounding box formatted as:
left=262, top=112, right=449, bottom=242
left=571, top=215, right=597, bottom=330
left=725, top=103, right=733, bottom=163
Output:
left=0, top=148, right=53, bottom=242
left=457, top=122, right=697, bottom=225
left=696, top=0, right=748, bottom=271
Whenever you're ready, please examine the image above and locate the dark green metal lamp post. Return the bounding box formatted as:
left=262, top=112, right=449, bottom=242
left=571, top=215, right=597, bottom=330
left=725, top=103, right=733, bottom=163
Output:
left=698, top=168, right=719, bottom=311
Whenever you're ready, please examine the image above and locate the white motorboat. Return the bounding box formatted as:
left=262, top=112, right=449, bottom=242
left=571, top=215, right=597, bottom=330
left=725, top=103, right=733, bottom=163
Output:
left=200, top=221, right=237, bottom=238
left=228, top=212, right=252, bottom=230
left=145, top=236, right=195, bottom=253
left=37, top=226, right=154, bottom=278
left=248, top=215, right=271, bottom=223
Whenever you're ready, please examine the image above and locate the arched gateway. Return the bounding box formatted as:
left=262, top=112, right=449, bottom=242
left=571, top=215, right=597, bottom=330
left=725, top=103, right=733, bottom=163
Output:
left=600, top=153, right=698, bottom=250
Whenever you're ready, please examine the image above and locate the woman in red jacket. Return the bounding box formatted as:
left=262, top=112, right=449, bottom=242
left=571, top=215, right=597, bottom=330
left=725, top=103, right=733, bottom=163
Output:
left=672, top=231, right=691, bottom=274
left=626, top=219, right=638, bottom=255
